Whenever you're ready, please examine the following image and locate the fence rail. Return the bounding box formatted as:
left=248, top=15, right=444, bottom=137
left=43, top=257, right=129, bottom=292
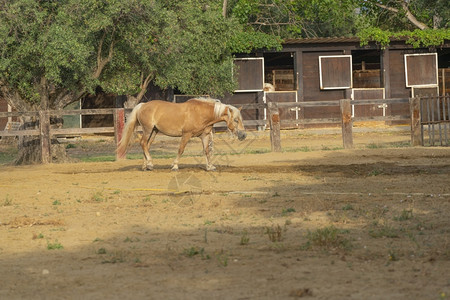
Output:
left=0, top=97, right=434, bottom=163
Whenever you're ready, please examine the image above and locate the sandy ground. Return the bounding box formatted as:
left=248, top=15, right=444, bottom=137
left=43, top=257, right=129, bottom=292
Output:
left=1, top=128, right=450, bottom=299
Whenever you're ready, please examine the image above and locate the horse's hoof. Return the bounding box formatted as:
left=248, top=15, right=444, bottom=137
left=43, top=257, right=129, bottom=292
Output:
left=142, top=165, right=154, bottom=171
left=171, top=166, right=179, bottom=172
left=206, top=166, right=216, bottom=172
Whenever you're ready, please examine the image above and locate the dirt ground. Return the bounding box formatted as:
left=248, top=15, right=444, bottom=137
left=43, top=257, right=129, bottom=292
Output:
left=1, top=127, right=450, bottom=299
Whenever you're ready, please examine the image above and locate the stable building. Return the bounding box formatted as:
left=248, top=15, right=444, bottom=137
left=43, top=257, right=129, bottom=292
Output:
left=225, top=37, right=450, bottom=128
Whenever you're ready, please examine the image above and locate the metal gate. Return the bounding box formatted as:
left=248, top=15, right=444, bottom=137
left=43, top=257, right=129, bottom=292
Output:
left=420, top=95, right=450, bottom=146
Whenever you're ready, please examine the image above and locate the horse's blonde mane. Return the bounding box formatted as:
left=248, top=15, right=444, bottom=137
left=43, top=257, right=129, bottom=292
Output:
left=192, top=97, right=232, bottom=119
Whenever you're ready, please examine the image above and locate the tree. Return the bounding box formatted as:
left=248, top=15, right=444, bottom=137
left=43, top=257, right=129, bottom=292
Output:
left=359, top=0, right=450, bottom=30
left=0, top=0, right=281, bottom=164
left=227, top=0, right=449, bottom=47
left=356, top=0, right=450, bottom=48
left=228, top=0, right=360, bottom=38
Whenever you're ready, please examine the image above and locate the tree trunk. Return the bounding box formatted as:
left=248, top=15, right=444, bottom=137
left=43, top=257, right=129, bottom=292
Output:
left=8, top=79, right=77, bottom=165
left=124, top=95, right=139, bottom=108
left=14, top=115, right=74, bottom=165
left=123, top=72, right=154, bottom=108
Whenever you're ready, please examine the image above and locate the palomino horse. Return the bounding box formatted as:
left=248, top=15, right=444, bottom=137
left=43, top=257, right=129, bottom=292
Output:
left=117, top=98, right=247, bottom=171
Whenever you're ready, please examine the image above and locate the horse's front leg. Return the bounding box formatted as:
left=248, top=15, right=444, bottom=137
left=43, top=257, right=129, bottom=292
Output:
left=201, top=131, right=215, bottom=171
left=172, top=133, right=192, bottom=171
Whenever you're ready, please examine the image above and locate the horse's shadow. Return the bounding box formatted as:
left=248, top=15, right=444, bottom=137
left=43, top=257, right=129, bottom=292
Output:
left=117, top=164, right=222, bottom=172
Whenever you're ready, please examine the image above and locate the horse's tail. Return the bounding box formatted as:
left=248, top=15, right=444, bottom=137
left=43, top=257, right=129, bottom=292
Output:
left=117, top=103, right=143, bottom=159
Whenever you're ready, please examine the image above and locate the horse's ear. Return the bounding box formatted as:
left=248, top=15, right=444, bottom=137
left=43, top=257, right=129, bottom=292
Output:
left=238, top=106, right=243, bottom=111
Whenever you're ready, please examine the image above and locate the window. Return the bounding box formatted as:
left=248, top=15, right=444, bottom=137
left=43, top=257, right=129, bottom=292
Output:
left=404, top=53, right=438, bottom=87
left=234, top=58, right=264, bottom=92
left=319, top=55, right=352, bottom=90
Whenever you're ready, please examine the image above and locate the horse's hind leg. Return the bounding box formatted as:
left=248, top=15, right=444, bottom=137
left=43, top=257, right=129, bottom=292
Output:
left=141, top=128, right=158, bottom=170
left=171, top=133, right=192, bottom=171
left=201, top=131, right=215, bottom=171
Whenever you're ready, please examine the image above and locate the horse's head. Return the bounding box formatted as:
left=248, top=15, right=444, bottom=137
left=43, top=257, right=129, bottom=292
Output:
left=225, top=105, right=247, bottom=141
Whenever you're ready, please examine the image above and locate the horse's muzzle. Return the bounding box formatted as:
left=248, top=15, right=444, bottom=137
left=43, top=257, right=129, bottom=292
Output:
left=237, top=131, right=247, bottom=141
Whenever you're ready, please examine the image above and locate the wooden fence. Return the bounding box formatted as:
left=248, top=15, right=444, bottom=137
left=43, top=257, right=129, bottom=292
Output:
left=0, top=98, right=429, bottom=163
left=241, top=98, right=414, bottom=152
left=419, top=95, right=450, bottom=146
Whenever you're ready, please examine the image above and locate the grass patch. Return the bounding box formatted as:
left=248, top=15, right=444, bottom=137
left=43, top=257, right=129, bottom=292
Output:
left=393, top=209, right=413, bottom=221
left=47, top=240, right=64, bottom=250
left=65, top=143, right=77, bottom=149
left=281, top=207, right=296, bottom=216
left=342, top=204, right=354, bottom=211
left=97, top=248, right=107, bottom=254
left=284, top=146, right=311, bottom=153
left=321, top=145, right=343, bottom=151
left=33, top=233, right=44, bottom=239
left=367, top=143, right=382, bottom=149
left=91, top=191, right=106, bottom=202
left=183, top=246, right=210, bottom=260
left=240, top=231, right=250, bottom=245
left=0, top=145, right=18, bottom=164
left=368, top=224, right=399, bottom=238
left=303, top=225, right=352, bottom=251
left=216, top=250, right=229, bottom=267
left=101, top=250, right=127, bottom=264
left=265, top=224, right=284, bottom=242
left=368, top=168, right=384, bottom=176
left=2, top=194, right=12, bottom=206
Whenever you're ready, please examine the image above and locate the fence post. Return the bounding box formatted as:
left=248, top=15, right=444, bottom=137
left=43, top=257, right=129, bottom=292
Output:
left=114, top=108, right=126, bottom=160
left=340, top=99, right=353, bottom=149
left=268, top=102, right=281, bottom=152
left=39, top=110, right=51, bottom=164
left=410, top=97, right=422, bottom=146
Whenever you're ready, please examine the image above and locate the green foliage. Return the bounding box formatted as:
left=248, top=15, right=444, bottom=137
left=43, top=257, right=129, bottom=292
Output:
left=0, top=0, right=281, bottom=112
left=400, top=29, right=450, bottom=48
left=356, top=0, right=450, bottom=31
left=358, top=27, right=393, bottom=49
left=358, top=27, right=450, bottom=49
left=229, top=30, right=282, bottom=53
left=229, top=0, right=360, bottom=38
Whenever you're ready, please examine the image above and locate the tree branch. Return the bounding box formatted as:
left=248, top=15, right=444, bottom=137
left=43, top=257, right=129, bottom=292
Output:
left=375, top=1, right=429, bottom=30
left=400, top=1, right=429, bottom=30
left=39, top=76, right=49, bottom=110
left=135, top=72, right=154, bottom=102
left=0, top=80, right=30, bottom=111
left=374, top=2, right=399, bottom=14
left=124, top=72, right=155, bottom=108
left=93, top=30, right=115, bottom=79
left=222, top=0, right=227, bottom=18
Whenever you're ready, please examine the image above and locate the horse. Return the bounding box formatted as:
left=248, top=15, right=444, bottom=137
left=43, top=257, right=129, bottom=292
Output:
left=117, top=98, right=247, bottom=171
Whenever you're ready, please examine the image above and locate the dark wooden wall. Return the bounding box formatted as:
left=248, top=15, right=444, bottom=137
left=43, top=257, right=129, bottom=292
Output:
left=300, top=51, right=346, bottom=119
left=387, top=50, right=414, bottom=118
left=0, top=98, right=7, bottom=130
left=266, top=92, right=298, bottom=129
left=352, top=88, right=385, bottom=118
